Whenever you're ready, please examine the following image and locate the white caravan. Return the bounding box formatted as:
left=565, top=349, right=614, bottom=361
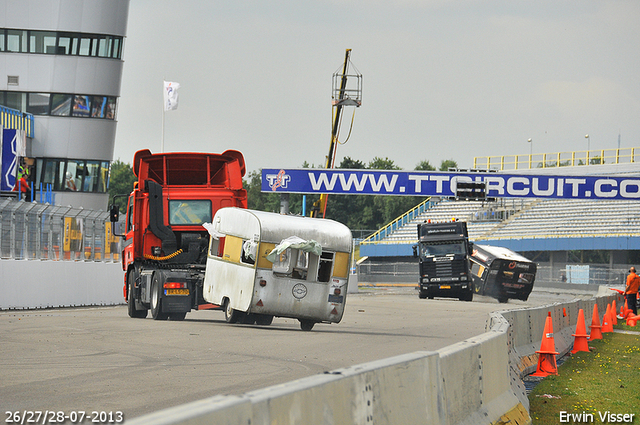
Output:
left=202, top=208, right=352, bottom=331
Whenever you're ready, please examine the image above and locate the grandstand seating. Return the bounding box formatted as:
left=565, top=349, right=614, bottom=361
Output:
left=365, top=197, right=640, bottom=244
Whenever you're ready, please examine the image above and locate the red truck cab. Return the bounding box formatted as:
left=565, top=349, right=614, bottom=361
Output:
left=115, top=149, right=247, bottom=320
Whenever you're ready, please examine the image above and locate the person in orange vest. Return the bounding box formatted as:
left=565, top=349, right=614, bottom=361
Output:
left=12, top=165, right=31, bottom=200
left=625, top=267, right=640, bottom=316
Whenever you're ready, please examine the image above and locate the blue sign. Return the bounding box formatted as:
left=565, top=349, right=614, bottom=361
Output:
left=1, top=128, right=18, bottom=191
left=261, top=168, right=640, bottom=200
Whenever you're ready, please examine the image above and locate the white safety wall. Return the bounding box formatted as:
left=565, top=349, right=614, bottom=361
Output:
left=0, top=260, right=123, bottom=309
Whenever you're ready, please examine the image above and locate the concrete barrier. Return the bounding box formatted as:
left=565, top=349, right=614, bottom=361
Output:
left=0, top=259, right=123, bottom=309
left=4, top=262, right=619, bottom=425
left=125, top=288, right=622, bottom=425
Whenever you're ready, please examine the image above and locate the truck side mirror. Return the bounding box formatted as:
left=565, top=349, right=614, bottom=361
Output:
left=109, top=204, right=120, bottom=222
left=412, top=245, right=418, bottom=258
left=468, top=242, right=474, bottom=256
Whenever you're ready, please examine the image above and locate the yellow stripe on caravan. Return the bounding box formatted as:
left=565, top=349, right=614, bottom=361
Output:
left=222, top=235, right=243, bottom=263
left=333, top=252, right=350, bottom=278
left=256, top=242, right=275, bottom=269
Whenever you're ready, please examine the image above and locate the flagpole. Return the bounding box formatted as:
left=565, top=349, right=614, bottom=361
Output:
left=161, top=78, right=165, bottom=152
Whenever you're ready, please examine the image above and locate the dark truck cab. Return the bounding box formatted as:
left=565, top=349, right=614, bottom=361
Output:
left=469, top=244, right=536, bottom=303
left=413, top=220, right=473, bottom=301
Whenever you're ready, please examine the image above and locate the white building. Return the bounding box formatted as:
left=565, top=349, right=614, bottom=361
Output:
left=0, top=0, right=130, bottom=210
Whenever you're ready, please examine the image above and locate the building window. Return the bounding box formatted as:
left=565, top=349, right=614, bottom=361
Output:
left=27, top=93, right=51, bottom=115
left=1, top=91, right=117, bottom=120
left=29, top=31, right=57, bottom=54
left=100, top=161, right=110, bottom=192
left=6, top=29, right=27, bottom=53
left=72, top=95, right=91, bottom=117
left=0, top=28, right=123, bottom=59
left=51, top=94, right=72, bottom=116
left=35, top=158, right=111, bottom=193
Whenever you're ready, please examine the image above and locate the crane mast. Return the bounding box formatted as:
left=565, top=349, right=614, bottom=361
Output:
left=311, top=49, right=362, bottom=218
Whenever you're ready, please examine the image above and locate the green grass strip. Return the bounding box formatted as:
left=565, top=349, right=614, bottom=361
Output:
left=529, top=322, right=640, bottom=424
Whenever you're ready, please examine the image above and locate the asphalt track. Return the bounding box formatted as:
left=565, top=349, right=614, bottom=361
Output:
left=0, top=287, right=583, bottom=421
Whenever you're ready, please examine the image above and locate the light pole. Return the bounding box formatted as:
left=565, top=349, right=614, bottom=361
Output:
left=585, top=134, right=590, bottom=164
left=585, top=134, right=590, bottom=151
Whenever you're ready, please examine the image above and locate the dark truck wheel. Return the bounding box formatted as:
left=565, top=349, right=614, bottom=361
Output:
left=151, top=275, right=169, bottom=320
left=169, top=312, right=186, bottom=321
left=127, top=272, right=147, bottom=319
left=459, top=290, right=473, bottom=302
left=418, top=290, right=428, bottom=299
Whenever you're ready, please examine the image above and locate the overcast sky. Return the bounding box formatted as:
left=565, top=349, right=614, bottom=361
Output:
left=114, top=1, right=640, bottom=174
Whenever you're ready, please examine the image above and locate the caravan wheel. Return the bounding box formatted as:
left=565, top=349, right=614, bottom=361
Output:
left=299, top=320, right=315, bottom=331
left=224, top=299, right=241, bottom=323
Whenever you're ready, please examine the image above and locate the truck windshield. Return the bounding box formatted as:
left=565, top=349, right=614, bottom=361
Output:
left=169, top=200, right=212, bottom=225
left=421, top=241, right=466, bottom=257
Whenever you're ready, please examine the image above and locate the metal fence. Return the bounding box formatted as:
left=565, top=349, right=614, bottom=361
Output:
left=357, top=260, right=628, bottom=287
left=0, top=198, right=119, bottom=261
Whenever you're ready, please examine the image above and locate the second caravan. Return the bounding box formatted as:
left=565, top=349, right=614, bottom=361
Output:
left=203, top=208, right=353, bottom=331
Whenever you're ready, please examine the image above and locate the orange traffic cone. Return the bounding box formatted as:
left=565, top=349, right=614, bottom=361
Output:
left=611, top=300, right=617, bottom=325
left=623, top=299, right=632, bottom=319
left=627, top=314, right=639, bottom=327
left=602, top=304, right=614, bottom=333
left=531, top=312, right=559, bottom=376
left=589, top=304, right=603, bottom=340
left=571, top=309, right=589, bottom=354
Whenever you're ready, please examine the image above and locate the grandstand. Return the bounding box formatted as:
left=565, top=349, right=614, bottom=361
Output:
left=361, top=198, right=640, bottom=245
left=358, top=156, right=640, bottom=286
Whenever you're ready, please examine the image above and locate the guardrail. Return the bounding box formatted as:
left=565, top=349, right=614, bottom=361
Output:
left=0, top=198, right=119, bottom=261
left=126, top=287, right=620, bottom=425
left=473, top=147, right=640, bottom=171
left=360, top=198, right=434, bottom=245
left=0, top=104, right=34, bottom=138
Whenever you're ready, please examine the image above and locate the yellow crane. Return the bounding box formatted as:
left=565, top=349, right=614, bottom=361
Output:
left=310, top=49, right=362, bottom=218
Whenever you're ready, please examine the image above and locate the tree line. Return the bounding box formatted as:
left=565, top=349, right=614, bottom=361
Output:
left=108, top=157, right=457, bottom=234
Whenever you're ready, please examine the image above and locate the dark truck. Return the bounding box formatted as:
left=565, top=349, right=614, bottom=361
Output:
left=412, top=220, right=474, bottom=301
left=469, top=244, right=536, bottom=303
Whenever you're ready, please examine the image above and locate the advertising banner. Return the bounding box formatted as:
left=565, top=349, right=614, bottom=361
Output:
left=261, top=168, right=640, bottom=200
left=1, top=128, right=21, bottom=191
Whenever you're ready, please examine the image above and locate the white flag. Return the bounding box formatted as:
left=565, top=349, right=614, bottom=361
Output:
left=163, top=81, right=180, bottom=111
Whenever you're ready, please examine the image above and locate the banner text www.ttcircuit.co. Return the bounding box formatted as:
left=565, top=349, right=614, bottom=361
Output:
left=261, top=169, right=640, bottom=200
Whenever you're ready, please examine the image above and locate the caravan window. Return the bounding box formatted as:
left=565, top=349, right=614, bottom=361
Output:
left=272, top=248, right=293, bottom=274
left=209, top=237, right=225, bottom=258
left=318, top=252, right=334, bottom=283
left=272, top=249, right=311, bottom=280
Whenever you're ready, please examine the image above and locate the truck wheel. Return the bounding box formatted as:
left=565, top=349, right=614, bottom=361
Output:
left=418, top=290, right=428, bottom=299
left=127, top=273, right=147, bottom=319
left=255, top=314, right=274, bottom=326
left=223, top=299, right=240, bottom=324
left=459, top=291, right=473, bottom=302
left=151, top=277, right=169, bottom=320
left=299, top=320, right=315, bottom=331
left=498, top=295, right=509, bottom=303
left=169, top=312, right=186, bottom=321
